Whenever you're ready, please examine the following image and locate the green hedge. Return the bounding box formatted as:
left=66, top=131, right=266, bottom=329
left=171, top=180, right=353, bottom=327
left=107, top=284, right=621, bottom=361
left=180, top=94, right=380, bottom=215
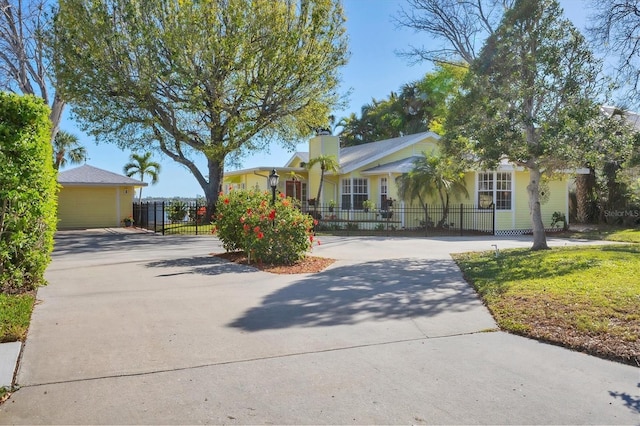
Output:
left=0, top=93, right=57, bottom=293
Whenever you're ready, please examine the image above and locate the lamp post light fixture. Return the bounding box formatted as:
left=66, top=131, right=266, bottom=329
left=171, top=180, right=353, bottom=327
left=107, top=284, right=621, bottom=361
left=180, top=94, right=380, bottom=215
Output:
left=269, top=168, right=279, bottom=205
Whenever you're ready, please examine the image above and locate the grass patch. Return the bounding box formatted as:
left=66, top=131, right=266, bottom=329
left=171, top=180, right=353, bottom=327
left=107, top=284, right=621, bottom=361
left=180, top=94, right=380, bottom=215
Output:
left=0, top=293, right=35, bottom=343
left=603, top=228, right=640, bottom=243
left=453, top=245, right=640, bottom=366
left=162, top=223, right=215, bottom=235
left=569, top=227, right=640, bottom=243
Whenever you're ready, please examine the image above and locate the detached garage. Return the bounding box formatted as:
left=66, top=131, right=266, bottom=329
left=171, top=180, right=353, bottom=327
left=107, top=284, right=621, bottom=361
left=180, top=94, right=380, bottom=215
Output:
left=57, top=164, right=147, bottom=229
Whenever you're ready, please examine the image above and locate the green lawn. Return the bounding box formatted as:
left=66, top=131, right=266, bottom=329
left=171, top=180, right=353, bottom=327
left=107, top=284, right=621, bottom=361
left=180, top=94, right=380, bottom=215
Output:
left=162, top=223, right=215, bottom=235
left=570, top=227, right=640, bottom=243
left=453, top=244, right=640, bottom=366
left=0, top=293, right=35, bottom=343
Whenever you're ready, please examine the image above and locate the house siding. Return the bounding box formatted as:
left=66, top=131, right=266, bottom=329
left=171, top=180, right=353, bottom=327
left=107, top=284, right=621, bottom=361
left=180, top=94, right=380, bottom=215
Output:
left=542, top=178, right=569, bottom=228
left=502, top=171, right=569, bottom=233
left=375, top=141, right=438, bottom=167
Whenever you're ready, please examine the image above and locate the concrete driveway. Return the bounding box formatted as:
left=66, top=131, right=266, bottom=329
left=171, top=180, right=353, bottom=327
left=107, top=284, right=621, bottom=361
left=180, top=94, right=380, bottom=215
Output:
left=0, top=230, right=638, bottom=424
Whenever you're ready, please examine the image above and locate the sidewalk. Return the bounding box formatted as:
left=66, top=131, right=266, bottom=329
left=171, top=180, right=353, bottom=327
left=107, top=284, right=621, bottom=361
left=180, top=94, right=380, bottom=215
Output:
left=0, top=233, right=637, bottom=424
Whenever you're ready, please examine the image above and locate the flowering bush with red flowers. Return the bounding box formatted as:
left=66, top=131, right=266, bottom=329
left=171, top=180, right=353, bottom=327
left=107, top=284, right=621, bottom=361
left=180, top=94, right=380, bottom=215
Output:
left=213, top=190, right=317, bottom=264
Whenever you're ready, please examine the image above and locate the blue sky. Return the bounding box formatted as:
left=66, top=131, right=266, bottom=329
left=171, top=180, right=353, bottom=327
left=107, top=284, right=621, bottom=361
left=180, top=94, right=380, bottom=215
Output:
left=59, top=0, right=589, bottom=198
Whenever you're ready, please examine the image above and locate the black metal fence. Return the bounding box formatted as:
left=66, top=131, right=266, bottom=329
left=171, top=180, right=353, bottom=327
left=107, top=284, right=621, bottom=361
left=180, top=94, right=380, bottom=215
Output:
left=133, top=201, right=215, bottom=235
left=308, top=203, right=495, bottom=236
left=133, top=201, right=495, bottom=237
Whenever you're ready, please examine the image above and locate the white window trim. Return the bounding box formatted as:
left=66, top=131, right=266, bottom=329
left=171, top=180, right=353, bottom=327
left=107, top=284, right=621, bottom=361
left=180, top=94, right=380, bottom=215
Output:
left=379, top=177, right=388, bottom=208
left=476, top=171, right=513, bottom=211
left=341, top=177, right=370, bottom=210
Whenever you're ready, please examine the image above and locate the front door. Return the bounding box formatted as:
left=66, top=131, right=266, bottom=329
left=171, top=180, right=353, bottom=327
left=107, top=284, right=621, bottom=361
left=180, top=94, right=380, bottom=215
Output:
left=285, top=180, right=302, bottom=201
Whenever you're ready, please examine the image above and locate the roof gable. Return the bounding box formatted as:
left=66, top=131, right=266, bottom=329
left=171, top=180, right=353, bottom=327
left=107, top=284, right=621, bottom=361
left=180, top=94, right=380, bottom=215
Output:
left=58, top=164, right=147, bottom=186
left=339, top=131, right=439, bottom=173
left=284, top=152, right=309, bottom=168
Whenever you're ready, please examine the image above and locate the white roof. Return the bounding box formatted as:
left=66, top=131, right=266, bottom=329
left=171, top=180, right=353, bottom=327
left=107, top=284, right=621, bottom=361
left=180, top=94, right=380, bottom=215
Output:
left=339, top=132, right=438, bottom=173
left=601, top=105, right=640, bottom=131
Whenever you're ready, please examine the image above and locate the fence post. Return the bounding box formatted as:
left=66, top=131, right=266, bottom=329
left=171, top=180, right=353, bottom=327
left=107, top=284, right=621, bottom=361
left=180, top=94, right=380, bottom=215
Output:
left=424, top=205, right=429, bottom=237
left=162, top=201, right=165, bottom=236
left=153, top=202, right=157, bottom=233
left=195, top=202, right=198, bottom=236
left=492, top=204, right=496, bottom=235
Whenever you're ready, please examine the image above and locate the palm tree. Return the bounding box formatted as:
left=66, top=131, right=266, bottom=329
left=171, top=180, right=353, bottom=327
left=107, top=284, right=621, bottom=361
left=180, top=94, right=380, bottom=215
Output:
left=305, top=154, right=339, bottom=217
left=123, top=152, right=161, bottom=204
left=396, top=151, right=468, bottom=228
left=53, top=130, right=87, bottom=170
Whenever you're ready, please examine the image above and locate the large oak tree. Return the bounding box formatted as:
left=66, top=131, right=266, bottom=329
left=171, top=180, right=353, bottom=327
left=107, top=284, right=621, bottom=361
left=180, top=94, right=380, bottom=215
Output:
left=53, top=0, right=348, bottom=207
left=444, top=0, right=604, bottom=250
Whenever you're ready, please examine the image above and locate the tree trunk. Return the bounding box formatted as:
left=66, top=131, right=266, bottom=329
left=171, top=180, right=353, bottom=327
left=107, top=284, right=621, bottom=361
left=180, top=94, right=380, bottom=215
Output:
left=437, top=189, right=449, bottom=228
left=527, top=168, right=549, bottom=250
left=204, top=158, right=224, bottom=223
left=575, top=173, right=589, bottom=223
left=49, top=94, right=65, bottom=143
left=314, top=167, right=325, bottom=219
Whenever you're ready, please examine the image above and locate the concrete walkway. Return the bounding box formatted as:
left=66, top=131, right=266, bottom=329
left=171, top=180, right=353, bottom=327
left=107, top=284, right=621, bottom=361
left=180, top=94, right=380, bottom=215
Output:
left=0, top=231, right=638, bottom=424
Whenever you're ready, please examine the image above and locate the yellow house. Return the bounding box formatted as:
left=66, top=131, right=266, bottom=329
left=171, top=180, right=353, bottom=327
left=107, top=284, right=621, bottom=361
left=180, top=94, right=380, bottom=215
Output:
left=224, top=131, right=577, bottom=235
left=57, top=164, right=147, bottom=229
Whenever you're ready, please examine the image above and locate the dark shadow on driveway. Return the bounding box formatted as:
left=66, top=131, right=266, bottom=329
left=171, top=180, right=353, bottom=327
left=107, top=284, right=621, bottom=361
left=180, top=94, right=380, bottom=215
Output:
left=146, top=256, right=257, bottom=275
left=52, top=231, right=214, bottom=257
left=229, top=258, right=479, bottom=330
left=609, top=383, right=640, bottom=415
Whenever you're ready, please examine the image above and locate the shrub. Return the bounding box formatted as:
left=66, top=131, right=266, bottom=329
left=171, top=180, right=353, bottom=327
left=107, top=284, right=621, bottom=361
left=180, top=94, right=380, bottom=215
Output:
left=167, top=200, right=188, bottom=223
left=213, top=190, right=316, bottom=264
left=0, top=93, right=57, bottom=293
left=551, top=211, right=567, bottom=230
left=188, top=205, right=208, bottom=224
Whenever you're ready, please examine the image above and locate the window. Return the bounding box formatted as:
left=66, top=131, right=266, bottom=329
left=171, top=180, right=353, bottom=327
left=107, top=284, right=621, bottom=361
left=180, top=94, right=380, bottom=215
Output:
left=341, top=179, right=351, bottom=209
left=478, top=172, right=511, bottom=210
left=341, top=178, right=369, bottom=210
left=380, top=177, right=388, bottom=208
left=495, top=172, right=512, bottom=210
left=478, top=172, right=493, bottom=209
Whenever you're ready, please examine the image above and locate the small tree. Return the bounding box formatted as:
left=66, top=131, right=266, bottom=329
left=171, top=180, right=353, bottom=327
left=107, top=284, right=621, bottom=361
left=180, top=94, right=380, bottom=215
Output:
left=53, top=130, right=87, bottom=170
left=167, top=200, right=188, bottom=223
left=305, top=154, right=339, bottom=216
left=396, top=151, right=469, bottom=228
left=123, top=152, right=160, bottom=204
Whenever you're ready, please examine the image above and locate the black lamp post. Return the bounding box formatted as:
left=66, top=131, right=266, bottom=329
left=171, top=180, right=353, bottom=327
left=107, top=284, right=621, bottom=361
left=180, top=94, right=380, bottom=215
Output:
left=268, top=168, right=279, bottom=205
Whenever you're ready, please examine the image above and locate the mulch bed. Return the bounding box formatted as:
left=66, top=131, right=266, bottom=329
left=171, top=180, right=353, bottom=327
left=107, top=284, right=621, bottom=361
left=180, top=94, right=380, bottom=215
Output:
left=212, top=252, right=335, bottom=274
